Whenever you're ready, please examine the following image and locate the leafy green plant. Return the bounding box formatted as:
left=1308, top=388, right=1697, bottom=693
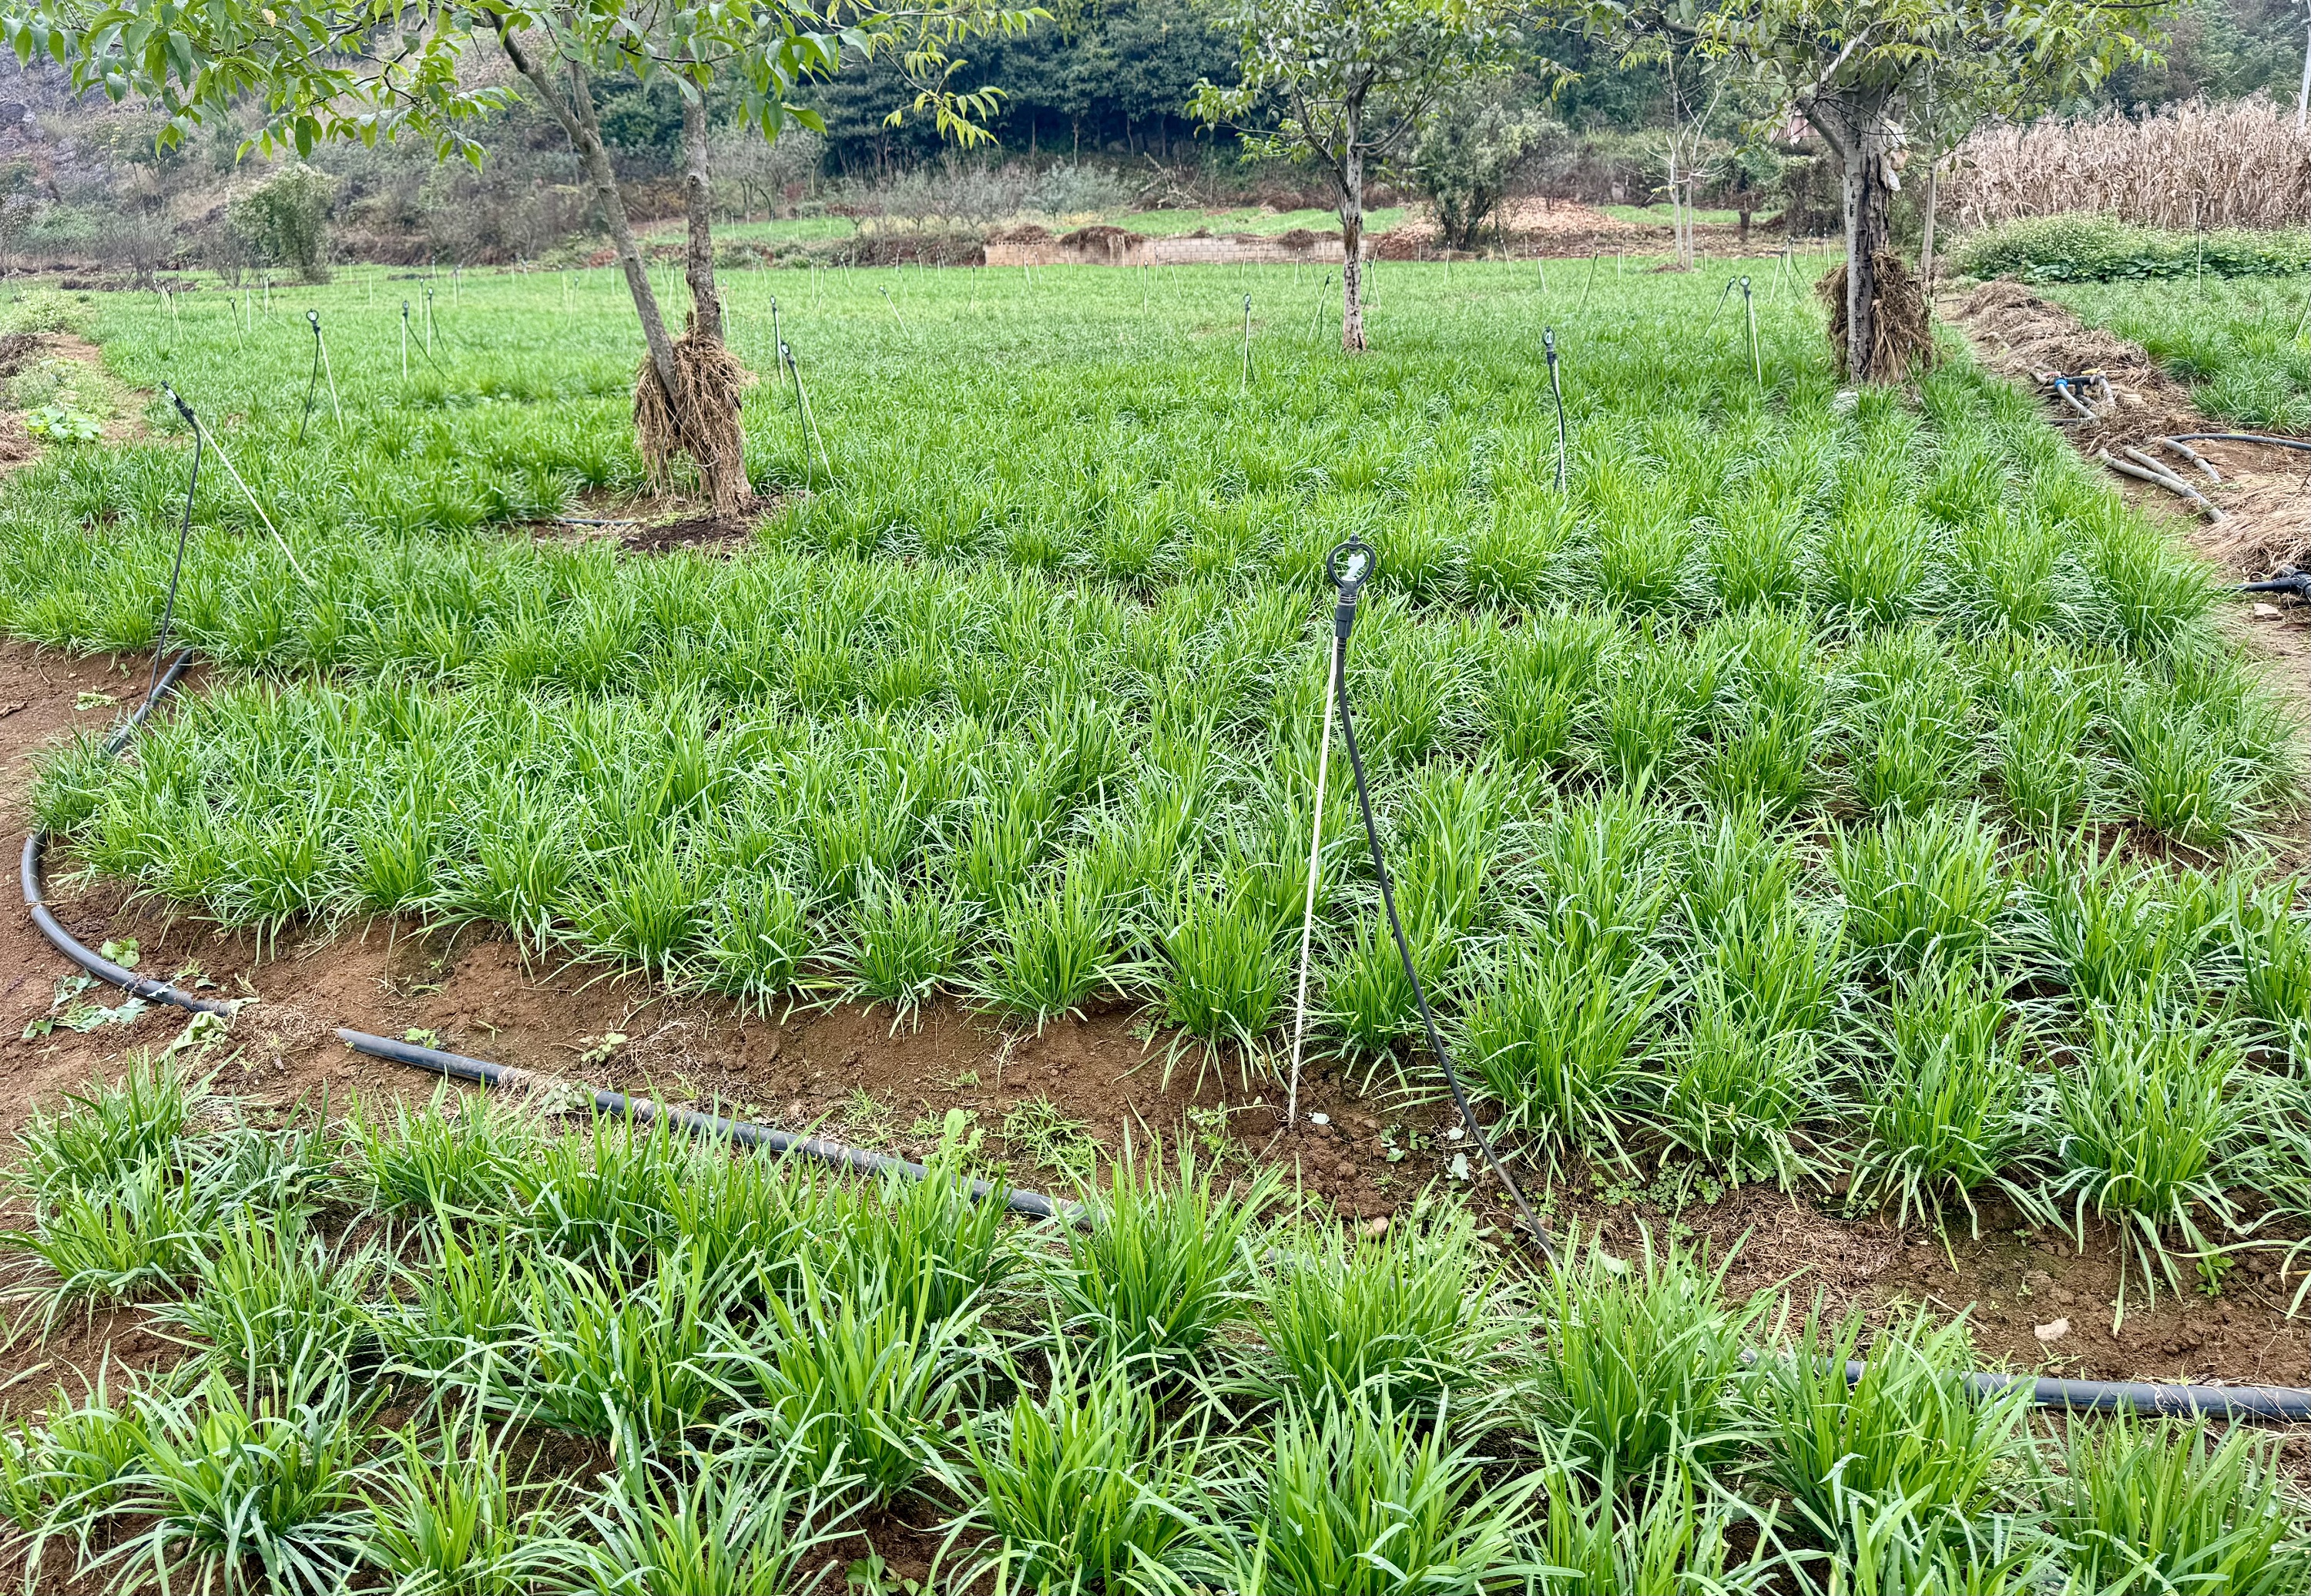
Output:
left=822, top=1114, right=1015, bottom=1322
left=2011, top=845, right=2223, bottom=1012
left=0, top=1154, right=211, bottom=1325
left=973, top=870, right=1129, bottom=1024
left=367, top=1409, right=583, bottom=1595
left=1459, top=942, right=1663, bottom=1165
left=510, top=1112, right=688, bottom=1265
left=2229, top=877, right=2311, bottom=1063
left=723, top=1265, right=983, bottom=1504
left=1534, top=1455, right=1778, bottom=1594
left=1846, top=963, right=2040, bottom=1235
left=99, top=1373, right=377, bottom=1596
left=1533, top=1229, right=1763, bottom=1482
left=2051, top=1000, right=2247, bottom=1319
left=1047, top=1136, right=1281, bottom=1366
left=515, top=1245, right=726, bottom=1440
left=1184, top=1391, right=1540, bottom=1596
left=11, top=1053, right=205, bottom=1204
left=2042, top=1413, right=2311, bottom=1596
left=346, top=1088, right=535, bottom=1216
left=1158, top=882, right=1288, bottom=1048
left=1658, top=987, right=1818, bottom=1189
left=1833, top=806, right=2007, bottom=969
left=1757, top=1308, right=2031, bottom=1544
left=1251, top=1205, right=1517, bottom=1412
left=935, top=1340, right=1210, bottom=1592
left=1955, top=213, right=2311, bottom=282
left=152, top=1213, right=385, bottom=1390
left=575, top=1443, right=858, bottom=1596
left=24, top=404, right=104, bottom=444
left=839, top=870, right=964, bottom=1018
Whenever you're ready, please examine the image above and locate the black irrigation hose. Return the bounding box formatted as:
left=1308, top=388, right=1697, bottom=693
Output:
left=22, top=455, right=2311, bottom=1417
left=2168, top=431, right=2311, bottom=454
left=1325, top=538, right=1557, bottom=1265
left=297, top=313, right=324, bottom=445
left=1543, top=328, right=1568, bottom=492
left=335, top=1030, right=1078, bottom=1224
left=21, top=652, right=236, bottom=1018
left=149, top=387, right=202, bottom=705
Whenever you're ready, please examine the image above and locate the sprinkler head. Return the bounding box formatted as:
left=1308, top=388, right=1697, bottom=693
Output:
left=307, top=309, right=320, bottom=332
left=1327, top=536, right=1377, bottom=639
left=161, top=384, right=195, bottom=425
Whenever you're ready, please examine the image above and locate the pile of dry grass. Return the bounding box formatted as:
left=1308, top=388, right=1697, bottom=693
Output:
left=632, top=325, right=750, bottom=518
left=1950, top=98, right=2311, bottom=230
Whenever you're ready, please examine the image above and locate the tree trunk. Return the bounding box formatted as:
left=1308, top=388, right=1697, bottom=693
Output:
left=679, top=89, right=747, bottom=512
left=1338, top=99, right=1367, bottom=353
left=1920, top=156, right=1938, bottom=285
left=2297, top=8, right=2308, bottom=129
left=1739, top=208, right=1752, bottom=246
left=499, top=39, right=680, bottom=403
left=1806, top=86, right=1898, bottom=382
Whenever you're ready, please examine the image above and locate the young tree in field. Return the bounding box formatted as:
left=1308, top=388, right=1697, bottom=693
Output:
left=16, top=0, right=1025, bottom=512
left=1190, top=0, right=1540, bottom=351
left=1597, top=0, right=2167, bottom=381
left=1408, top=78, right=1562, bottom=252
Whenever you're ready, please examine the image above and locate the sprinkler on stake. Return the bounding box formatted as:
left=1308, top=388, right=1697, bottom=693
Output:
left=1306, top=535, right=1556, bottom=1260
left=1742, top=276, right=1760, bottom=389
left=298, top=310, right=342, bottom=440
left=1240, top=294, right=1253, bottom=392
left=1544, top=327, right=1568, bottom=491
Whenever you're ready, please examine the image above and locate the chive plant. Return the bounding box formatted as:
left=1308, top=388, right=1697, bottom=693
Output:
left=5, top=265, right=2311, bottom=1581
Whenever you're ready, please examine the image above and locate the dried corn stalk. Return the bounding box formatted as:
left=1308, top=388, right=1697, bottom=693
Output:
left=1949, top=98, right=2311, bottom=231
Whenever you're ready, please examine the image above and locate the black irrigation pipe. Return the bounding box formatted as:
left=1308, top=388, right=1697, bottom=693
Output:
left=1327, top=538, right=1556, bottom=1266
left=18, top=421, right=2311, bottom=1421
left=20, top=652, right=236, bottom=1018
left=336, top=1030, right=1079, bottom=1225
left=2168, top=431, right=2311, bottom=454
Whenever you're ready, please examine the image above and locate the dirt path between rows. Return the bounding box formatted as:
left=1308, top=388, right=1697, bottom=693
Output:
left=1943, top=279, right=2311, bottom=867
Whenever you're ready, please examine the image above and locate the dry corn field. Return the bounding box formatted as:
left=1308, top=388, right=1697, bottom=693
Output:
left=1949, top=98, right=2311, bottom=231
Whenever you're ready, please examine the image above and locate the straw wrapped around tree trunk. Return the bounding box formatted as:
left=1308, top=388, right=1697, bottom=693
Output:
left=633, top=324, right=751, bottom=517
left=1818, top=253, right=1937, bottom=384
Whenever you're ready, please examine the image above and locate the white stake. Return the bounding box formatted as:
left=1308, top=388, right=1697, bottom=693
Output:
left=1285, top=636, right=1339, bottom=1130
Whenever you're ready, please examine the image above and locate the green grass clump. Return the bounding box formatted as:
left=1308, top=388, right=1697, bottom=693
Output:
left=1846, top=964, right=2038, bottom=1235
left=1186, top=1393, right=1541, bottom=1596
left=2042, top=1414, right=2311, bottom=1594
left=1759, top=1309, right=2031, bottom=1548
left=937, top=1343, right=1209, bottom=1591
left=1533, top=1231, right=1761, bottom=1482
left=1251, top=1205, right=1516, bottom=1412
left=2051, top=1000, right=2247, bottom=1317
left=1046, top=1138, right=1279, bottom=1366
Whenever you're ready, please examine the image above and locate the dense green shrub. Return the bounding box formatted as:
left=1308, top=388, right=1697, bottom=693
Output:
left=1954, top=213, right=2311, bottom=283
left=228, top=164, right=336, bottom=283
